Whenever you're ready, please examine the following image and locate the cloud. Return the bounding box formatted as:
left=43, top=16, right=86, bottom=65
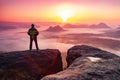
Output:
left=57, top=33, right=120, bottom=50
left=0, top=26, right=17, bottom=31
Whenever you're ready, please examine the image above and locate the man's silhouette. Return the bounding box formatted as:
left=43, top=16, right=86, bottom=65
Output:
left=28, top=24, right=39, bottom=50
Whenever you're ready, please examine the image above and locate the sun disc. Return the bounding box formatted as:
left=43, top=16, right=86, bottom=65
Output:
left=59, top=10, right=72, bottom=22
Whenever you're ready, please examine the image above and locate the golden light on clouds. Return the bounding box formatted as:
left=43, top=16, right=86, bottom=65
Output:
left=0, top=0, right=120, bottom=24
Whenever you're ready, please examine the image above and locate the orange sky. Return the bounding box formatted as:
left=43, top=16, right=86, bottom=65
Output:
left=0, top=0, right=120, bottom=25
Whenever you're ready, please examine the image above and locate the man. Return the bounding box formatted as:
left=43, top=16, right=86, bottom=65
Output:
left=27, top=24, right=39, bottom=50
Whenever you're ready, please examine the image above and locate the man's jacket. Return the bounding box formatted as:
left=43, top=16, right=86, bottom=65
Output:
left=28, top=28, right=39, bottom=39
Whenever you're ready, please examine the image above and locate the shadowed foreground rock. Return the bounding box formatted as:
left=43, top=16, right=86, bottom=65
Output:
left=0, top=49, right=63, bottom=80
left=41, top=45, right=120, bottom=80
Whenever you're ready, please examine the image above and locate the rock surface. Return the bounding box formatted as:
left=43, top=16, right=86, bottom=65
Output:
left=66, top=45, right=119, bottom=66
left=41, top=45, right=120, bottom=80
left=0, top=49, right=63, bottom=80
left=42, top=57, right=120, bottom=80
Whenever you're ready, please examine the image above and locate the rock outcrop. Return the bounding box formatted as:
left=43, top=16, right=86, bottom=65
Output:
left=0, top=49, right=63, bottom=80
left=66, top=45, right=119, bottom=66
left=42, top=45, right=120, bottom=80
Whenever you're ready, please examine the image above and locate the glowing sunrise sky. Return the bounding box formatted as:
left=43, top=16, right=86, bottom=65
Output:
left=0, top=0, right=120, bottom=24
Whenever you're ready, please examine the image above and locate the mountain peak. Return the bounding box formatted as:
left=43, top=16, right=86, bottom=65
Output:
left=97, top=22, right=110, bottom=28
left=44, top=25, right=66, bottom=32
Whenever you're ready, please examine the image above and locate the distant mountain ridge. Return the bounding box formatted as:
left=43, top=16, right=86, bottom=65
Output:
left=64, top=23, right=111, bottom=28
left=44, top=25, right=66, bottom=32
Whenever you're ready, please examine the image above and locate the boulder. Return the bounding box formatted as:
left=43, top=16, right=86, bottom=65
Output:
left=66, top=45, right=119, bottom=66
left=0, top=49, right=63, bottom=80
left=41, top=45, right=120, bottom=80
left=42, top=57, right=120, bottom=80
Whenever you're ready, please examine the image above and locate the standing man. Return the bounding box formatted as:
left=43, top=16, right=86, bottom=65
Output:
left=28, top=24, right=39, bottom=50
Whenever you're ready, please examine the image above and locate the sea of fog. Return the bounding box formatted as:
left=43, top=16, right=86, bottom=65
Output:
left=0, top=25, right=120, bottom=67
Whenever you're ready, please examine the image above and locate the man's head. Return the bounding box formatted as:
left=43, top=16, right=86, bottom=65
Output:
left=31, top=24, right=35, bottom=28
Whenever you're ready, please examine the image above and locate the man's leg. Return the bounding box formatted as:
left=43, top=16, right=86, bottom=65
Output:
left=34, top=37, right=39, bottom=50
left=30, top=38, right=33, bottom=50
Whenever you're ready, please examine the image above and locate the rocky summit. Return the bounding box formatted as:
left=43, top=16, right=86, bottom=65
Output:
left=0, top=49, right=63, bottom=80
left=42, top=45, right=120, bottom=80
left=66, top=45, right=120, bottom=66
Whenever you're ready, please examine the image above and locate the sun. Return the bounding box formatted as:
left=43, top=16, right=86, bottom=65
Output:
left=58, top=10, right=73, bottom=22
